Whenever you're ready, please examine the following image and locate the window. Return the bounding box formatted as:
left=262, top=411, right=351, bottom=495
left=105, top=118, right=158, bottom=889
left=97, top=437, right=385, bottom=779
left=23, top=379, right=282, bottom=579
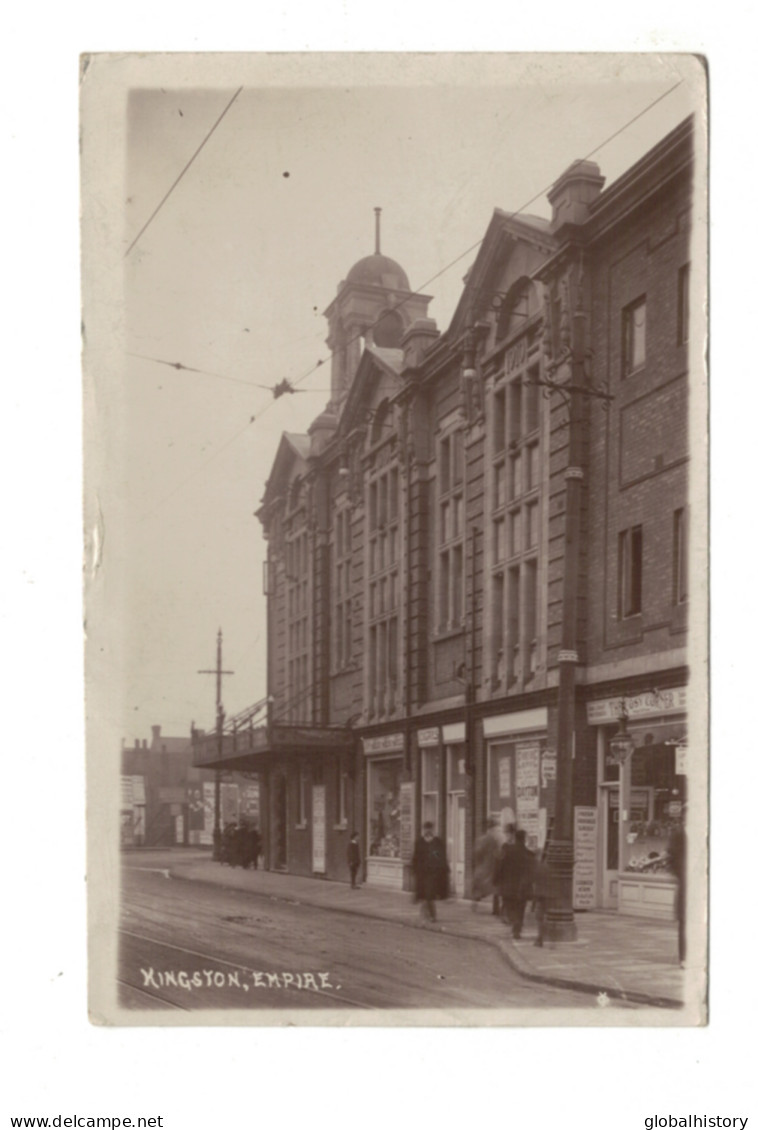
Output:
left=334, top=509, right=353, bottom=669
left=437, top=429, right=465, bottom=631
left=421, top=749, right=440, bottom=828
left=673, top=508, right=688, bottom=604
left=618, top=525, right=643, bottom=618
left=677, top=264, right=690, bottom=346
left=367, top=460, right=401, bottom=716
left=490, top=368, right=541, bottom=687
left=286, top=521, right=310, bottom=721
left=622, top=297, right=646, bottom=376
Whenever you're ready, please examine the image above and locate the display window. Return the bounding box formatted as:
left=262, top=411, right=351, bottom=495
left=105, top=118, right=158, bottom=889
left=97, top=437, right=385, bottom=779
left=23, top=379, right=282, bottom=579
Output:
left=623, top=740, right=686, bottom=875
left=368, top=757, right=403, bottom=858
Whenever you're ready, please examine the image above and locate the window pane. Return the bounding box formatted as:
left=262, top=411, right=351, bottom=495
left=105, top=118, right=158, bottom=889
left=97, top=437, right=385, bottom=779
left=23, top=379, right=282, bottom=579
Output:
left=494, top=462, right=506, bottom=509
left=452, top=546, right=463, bottom=623
left=510, top=510, right=522, bottom=556
left=511, top=453, right=522, bottom=500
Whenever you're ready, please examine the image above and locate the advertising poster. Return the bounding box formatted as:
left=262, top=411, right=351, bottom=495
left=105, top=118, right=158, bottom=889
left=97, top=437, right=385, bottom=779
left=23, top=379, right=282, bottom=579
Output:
left=516, top=742, right=540, bottom=850
left=573, top=805, right=599, bottom=909
left=312, top=784, right=326, bottom=872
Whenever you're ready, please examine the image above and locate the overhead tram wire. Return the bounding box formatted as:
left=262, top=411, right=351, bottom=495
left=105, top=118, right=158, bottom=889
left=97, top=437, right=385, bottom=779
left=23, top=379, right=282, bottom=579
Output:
left=136, top=80, right=684, bottom=515
left=124, top=86, right=244, bottom=259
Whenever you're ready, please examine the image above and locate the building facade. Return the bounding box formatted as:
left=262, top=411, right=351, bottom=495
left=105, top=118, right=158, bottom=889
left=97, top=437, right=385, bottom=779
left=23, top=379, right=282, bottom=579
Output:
left=197, top=117, right=701, bottom=917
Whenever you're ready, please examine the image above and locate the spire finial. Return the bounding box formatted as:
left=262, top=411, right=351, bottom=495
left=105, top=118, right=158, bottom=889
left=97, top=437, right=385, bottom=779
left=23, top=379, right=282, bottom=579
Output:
left=374, top=207, right=381, bottom=254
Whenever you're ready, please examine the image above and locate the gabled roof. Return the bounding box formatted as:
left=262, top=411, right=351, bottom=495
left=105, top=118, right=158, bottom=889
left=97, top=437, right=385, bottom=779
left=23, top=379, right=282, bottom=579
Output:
left=447, top=209, right=556, bottom=341
left=336, top=344, right=404, bottom=440
left=259, top=430, right=310, bottom=510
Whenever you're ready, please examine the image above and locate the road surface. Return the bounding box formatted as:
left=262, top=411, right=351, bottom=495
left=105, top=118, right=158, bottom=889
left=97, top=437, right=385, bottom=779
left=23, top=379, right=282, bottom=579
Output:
left=118, top=853, right=635, bottom=1014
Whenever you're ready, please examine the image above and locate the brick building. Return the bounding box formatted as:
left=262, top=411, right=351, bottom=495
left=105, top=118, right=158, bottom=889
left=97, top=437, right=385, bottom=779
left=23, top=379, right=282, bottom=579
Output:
left=197, top=117, right=701, bottom=917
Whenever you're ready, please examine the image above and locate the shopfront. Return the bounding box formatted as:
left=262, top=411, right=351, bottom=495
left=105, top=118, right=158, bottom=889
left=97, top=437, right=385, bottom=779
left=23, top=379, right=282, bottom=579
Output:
left=483, top=707, right=550, bottom=853
left=364, top=733, right=405, bottom=889
left=589, top=688, right=687, bottom=918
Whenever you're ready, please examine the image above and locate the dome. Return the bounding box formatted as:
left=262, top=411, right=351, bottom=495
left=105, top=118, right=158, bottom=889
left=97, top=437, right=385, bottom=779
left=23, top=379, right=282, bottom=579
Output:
left=345, top=253, right=410, bottom=292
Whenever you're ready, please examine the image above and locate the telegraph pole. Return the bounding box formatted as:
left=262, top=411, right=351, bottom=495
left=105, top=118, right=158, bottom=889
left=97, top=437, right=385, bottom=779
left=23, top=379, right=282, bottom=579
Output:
left=198, top=629, right=234, bottom=860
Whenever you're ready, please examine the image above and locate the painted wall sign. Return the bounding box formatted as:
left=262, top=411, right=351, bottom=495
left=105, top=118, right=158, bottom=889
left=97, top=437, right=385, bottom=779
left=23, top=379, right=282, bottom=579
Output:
left=586, top=687, right=687, bottom=725
left=399, top=781, right=415, bottom=863
left=573, top=806, right=598, bottom=909
left=312, top=784, right=326, bottom=873
left=363, top=732, right=404, bottom=755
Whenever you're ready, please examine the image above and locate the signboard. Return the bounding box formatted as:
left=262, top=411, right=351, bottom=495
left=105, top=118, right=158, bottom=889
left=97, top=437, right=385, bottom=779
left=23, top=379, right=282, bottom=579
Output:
left=417, top=728, right=440, bottom=749
left=516, top=743, right=540, bottom=851
left=363, top=732, right=404, bottom=755
left=201, top=781, right=216, bottom=846
left=399, top=781, right=415, bottom=863
left=540, top=750, right=556, bottom=789
left=573, top=806, right=598, bottom=909
left=675, top=745, right=688, bottom=775
left=241, top=781, right=260, bottom=822
left=498, top=756, right=512, bottom=799
left=587, top=687, right=686, bottom=725
left=312, top=784, right=326, bottom=873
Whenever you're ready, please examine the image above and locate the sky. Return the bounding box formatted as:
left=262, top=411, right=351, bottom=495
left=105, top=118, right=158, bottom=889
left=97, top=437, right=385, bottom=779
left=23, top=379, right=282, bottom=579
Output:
left=97, top=54, right=706, bottom=742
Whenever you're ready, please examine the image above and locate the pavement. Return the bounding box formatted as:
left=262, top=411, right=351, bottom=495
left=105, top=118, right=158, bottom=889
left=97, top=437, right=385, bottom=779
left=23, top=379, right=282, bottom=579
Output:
left=148, top=850, right=700, bottom=1011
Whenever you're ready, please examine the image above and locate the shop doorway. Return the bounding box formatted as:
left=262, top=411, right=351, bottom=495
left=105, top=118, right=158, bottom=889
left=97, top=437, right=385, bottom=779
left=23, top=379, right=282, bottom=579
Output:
left=447, top=792, right=466, bottom=896
left=600, top=785, right=653, bottom=907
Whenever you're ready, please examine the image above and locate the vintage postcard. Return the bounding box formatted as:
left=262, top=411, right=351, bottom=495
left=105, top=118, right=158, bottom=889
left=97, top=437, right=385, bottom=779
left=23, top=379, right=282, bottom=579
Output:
left=82, top=52, right=708, bottom=1026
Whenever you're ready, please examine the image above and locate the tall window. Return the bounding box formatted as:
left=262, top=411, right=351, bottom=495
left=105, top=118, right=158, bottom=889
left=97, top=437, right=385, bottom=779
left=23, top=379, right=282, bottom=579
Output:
left=622, top=296, right=646, bottom=376
left=368, top=461, right=400, bottom=716
left=491, top=369, right=541, bottom=687
left=286, top=520, right=310, bottom=721
left=618, top=525, right=643, bottom=618
left=438, top=429, right=464, bottom=631
left=677, top=264, right=690, bottom=346
left=334, top=508, right=353, bottom=669
left=673, top=508, right=688, bottom=604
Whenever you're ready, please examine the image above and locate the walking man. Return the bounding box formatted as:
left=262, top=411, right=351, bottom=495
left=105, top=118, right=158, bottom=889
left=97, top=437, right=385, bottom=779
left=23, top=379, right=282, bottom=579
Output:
left=502, top=829, right=535, bottom=939
left=347, top=832, right=362, bottom=888
left=411, top=821, right=450, bottom=922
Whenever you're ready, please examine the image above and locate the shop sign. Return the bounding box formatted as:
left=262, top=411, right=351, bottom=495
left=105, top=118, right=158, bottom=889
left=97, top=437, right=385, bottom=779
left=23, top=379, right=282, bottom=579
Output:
left=675, top=745, right=688, bottom=775
left=541, top=750, right=556, bottom=789
left=587, top=687, right=686, bottom=725
left=399, top=781, right=415, bottom=863
left=363, top=732, right=404, bottom=755
left=573, top=806, right=598, bottom=909
left=312, top=785, right=326, bottom=873
left=417, top=727, right=440, bottom=749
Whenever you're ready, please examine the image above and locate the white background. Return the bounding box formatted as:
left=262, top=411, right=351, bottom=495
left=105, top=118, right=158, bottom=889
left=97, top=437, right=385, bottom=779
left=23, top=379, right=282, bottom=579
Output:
left=5, top=5, right=755, bottom=1130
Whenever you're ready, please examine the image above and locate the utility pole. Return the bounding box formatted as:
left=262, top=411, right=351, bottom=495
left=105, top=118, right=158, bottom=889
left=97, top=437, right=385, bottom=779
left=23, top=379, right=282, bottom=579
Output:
left=198, top=629, right=234, bottom=860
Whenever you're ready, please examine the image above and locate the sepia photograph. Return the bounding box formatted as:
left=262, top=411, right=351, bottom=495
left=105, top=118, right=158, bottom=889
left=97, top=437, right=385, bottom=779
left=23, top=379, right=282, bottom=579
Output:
left=81, top=52, right=708, bottom=1027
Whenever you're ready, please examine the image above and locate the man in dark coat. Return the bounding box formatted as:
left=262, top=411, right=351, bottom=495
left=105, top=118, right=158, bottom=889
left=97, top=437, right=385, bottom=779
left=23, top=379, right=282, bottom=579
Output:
left=501, top=829, right=535, bottom=939
left=496, top=823, right=516, bottom=924
left=347, top=832, right=361, bottom=888
left=411, top=821, right=450, bottom=922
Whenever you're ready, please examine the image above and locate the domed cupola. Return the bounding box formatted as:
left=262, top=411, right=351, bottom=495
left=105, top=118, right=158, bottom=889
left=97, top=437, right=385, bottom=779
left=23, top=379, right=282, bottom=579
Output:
left=323, top=208, right=433, bottom=410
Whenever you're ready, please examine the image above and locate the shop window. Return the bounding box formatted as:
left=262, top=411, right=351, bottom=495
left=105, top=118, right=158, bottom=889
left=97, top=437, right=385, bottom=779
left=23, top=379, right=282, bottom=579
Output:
left=622, top=296, right=646, bottom=376
left=673, top=507, right=688, bottom=604
left=295, top=767, right=307, bottom=827
left=624, top=743, right=685, bottom=875
left=335, top=761, right=348, bottom=827
left=618, top=525, right=643, bottom=618
left=368, top=758, right=402, bottom=858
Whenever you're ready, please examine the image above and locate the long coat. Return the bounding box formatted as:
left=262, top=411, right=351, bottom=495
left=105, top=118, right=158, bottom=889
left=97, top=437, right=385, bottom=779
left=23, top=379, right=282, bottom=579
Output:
left=500, top=841, right=536, bottom=901
left=472, top=829, right=503, bottom=899
left=411, top=835, right=450, bottom=902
